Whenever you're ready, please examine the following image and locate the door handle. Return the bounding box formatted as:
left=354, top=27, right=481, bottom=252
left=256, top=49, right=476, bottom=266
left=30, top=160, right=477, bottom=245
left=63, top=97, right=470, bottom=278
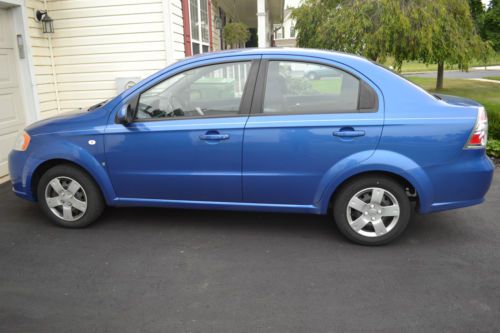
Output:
left=199, top=133, right=230, bottom=140
left=333, top=129, right=365, bottom=138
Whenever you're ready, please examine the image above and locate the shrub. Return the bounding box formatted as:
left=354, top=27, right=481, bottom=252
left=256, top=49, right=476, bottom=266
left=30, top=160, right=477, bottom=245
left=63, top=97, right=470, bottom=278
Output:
left=487, top=139, right=500, bottom=158
left=488, top=112, right=500, bottom=140
left=223, top=22, right=250, bottom=49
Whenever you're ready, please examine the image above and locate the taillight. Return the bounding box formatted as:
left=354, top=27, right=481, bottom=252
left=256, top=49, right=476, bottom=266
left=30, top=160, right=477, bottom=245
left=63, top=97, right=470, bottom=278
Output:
left=465, top=107, right=488, bottom=149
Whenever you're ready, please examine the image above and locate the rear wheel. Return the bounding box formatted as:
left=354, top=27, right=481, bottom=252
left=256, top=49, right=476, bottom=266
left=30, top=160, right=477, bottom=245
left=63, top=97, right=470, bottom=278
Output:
left=333, top=176, right=411, bottom=245
left=37, top=164, right=105, bottom=228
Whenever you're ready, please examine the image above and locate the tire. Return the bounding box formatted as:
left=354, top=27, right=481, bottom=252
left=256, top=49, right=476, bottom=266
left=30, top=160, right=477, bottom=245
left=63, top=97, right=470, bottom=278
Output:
left=37, top=164, right=105, bottom=228
left=332, top=175, right=412, bottom=245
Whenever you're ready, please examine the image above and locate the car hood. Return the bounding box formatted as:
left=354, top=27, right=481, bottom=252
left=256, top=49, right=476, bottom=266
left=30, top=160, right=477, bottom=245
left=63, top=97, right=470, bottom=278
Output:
left=26, top=106, right=111, bottom=136
left=434, top=94, right=483, bottom=107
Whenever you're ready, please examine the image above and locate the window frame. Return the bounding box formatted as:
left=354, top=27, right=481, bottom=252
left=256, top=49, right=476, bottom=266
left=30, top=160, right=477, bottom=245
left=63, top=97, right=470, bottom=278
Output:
left=123, top=59, right=260, bottom=124
left=250, top=59, right=379, bottom=117
left=189, top=0, right=210, bottom=55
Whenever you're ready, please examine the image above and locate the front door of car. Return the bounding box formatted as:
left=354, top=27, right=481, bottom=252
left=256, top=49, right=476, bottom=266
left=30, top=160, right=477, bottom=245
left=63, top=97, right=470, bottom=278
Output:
left=242, top=56, right=384, bottom=206
left=105, top=59, right=259, bottom=202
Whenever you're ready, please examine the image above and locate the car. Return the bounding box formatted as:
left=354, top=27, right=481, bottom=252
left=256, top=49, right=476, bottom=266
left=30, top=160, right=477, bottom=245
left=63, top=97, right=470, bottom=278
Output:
left=304, top=65, right=340, bottom=80
left=8, top=48, right=494, bottom=245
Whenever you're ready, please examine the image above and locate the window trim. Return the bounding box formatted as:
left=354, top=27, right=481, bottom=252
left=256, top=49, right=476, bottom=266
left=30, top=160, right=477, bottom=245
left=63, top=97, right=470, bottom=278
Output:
left=121, top=59, right=261, bottom=124
left=250, top=59, right=379, bottom=117
left=189, top=0, right=210, bottom=55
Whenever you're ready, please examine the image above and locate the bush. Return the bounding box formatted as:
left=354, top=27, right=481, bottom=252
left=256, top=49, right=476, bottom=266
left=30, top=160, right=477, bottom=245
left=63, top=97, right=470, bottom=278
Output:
left=223, top=22, right=250, bottom=48
left=487, top=139, right=500, bottom=158
left=488, top=112, right=500, bottom=140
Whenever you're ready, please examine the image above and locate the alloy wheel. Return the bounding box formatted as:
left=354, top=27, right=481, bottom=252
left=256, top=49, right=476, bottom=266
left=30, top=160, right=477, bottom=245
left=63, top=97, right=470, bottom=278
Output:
left=346, top=187, right=400, bottom=238
left=44, top=176, right=88, bottom=221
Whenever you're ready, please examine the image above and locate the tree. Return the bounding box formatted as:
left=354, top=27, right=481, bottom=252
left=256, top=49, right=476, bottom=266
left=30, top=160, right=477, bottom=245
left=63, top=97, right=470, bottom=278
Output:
left=469, top=0, right=486, bottom=38
left=292, top=0, right=491, bottom=89
left=484, top=0, right=500, bottom=50
left=223, top=22, right=250, bottom=49
left=425, top=0, right=490, bottom=89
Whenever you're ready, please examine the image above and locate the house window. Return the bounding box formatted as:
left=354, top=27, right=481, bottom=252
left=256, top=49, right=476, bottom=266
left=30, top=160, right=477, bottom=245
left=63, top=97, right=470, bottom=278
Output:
left=190, top=0, right=210, bottom=55
left=290, top=25, right=295, bottom=38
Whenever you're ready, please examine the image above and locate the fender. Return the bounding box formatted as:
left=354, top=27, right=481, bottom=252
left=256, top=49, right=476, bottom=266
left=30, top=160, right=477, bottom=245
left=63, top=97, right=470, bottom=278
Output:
left=317, top=150, right=434, bottom=214
left=25, top=136, right=117, bottom=205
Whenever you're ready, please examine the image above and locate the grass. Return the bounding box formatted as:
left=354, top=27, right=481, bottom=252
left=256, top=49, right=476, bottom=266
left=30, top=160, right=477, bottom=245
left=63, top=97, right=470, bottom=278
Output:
left=407, top=77, right=500, bottom=140
left=484, top=76, right=500, bottom=81
left=383, top=53, right=500, bottom=73
left=310, top=77, right=342, bottom=93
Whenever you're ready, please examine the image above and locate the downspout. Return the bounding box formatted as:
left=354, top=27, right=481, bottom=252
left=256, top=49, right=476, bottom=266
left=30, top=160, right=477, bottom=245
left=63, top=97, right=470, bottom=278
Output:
left=43, top=0, right=61, bottom=113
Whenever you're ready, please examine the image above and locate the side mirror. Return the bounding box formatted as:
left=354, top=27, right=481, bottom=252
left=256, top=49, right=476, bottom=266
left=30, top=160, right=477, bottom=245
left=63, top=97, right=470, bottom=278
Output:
left=116, top=104, right=134, bottom=125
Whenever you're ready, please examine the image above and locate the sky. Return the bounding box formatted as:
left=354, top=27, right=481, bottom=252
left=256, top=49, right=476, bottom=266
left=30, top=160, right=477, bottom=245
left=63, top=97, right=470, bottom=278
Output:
left=482, top=0, right=491, bottom=7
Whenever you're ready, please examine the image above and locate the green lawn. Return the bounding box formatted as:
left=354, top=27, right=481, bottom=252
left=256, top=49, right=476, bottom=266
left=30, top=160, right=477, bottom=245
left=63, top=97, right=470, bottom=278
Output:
left=484, top=76, right=500, bottom=81
left=383, top=53, right=500, bottom=73
left=310, top=77, right=342, bottom=93
left=407, top=77, right=500, bottom=140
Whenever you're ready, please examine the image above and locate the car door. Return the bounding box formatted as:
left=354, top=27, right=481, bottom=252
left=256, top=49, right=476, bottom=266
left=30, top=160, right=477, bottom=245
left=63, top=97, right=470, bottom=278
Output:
left=242, top=56, right=383, bottom=205
left=105, top=59, right=259, bottom=202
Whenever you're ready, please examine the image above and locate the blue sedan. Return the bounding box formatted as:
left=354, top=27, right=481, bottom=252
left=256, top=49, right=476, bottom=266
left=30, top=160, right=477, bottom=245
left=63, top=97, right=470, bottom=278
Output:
left=8, top=48, right=494, bottom=245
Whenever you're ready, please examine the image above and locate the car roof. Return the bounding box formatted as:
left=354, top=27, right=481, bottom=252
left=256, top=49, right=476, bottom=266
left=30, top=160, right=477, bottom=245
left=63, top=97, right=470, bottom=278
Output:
left=178, top=47, right=372, bottom=67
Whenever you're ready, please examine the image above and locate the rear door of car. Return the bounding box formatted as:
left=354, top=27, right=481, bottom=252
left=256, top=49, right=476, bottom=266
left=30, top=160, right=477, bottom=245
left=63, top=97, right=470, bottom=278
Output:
left=242, top=55, right=384, bottom=206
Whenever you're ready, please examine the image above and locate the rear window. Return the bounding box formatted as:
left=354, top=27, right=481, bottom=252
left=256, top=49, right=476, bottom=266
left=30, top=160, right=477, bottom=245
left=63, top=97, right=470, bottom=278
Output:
left=262, top=61, right=377, bottom=114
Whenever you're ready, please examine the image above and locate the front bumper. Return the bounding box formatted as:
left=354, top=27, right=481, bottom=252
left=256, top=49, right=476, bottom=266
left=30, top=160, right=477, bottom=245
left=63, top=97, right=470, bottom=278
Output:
left=8, top=150, right=36, bottom=202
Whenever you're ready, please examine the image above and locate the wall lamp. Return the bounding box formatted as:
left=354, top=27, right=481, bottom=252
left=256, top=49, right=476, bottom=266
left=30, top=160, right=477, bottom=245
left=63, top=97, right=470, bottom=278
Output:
left=35, top=10, right=54, bottom=34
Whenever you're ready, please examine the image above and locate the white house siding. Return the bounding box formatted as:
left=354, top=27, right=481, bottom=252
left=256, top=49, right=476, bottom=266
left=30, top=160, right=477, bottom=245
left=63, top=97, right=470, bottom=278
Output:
left=27, top=0, right=186, bottom=117
left=27, top=0, right=58, bottom=118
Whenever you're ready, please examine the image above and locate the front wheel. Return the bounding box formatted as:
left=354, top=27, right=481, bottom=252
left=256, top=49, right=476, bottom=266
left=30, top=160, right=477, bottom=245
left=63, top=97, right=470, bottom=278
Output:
left=333, top=176, right=412, bottom=245
left=37, top=164, right=105, bottom=228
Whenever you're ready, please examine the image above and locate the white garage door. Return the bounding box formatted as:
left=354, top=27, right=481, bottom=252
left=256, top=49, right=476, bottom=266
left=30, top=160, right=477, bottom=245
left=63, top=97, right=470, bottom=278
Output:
left=0, top=8, right=26, bottom=177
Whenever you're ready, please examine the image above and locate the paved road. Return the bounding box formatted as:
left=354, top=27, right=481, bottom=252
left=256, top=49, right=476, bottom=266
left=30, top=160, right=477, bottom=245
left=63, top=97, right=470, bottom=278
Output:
left=1, top=169, right=499, bottom=332
left=406, top=68, right=500, bottom=79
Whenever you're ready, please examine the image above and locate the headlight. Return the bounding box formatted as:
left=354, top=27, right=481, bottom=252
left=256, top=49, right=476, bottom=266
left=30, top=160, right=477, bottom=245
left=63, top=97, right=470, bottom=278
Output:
left=13, top=131, right=31, bottom=151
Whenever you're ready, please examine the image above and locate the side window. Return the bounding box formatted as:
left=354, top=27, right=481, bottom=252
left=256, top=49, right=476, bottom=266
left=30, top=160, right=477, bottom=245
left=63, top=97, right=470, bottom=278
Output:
left=135, top=61, right=252, bottom=120
left=262, top=61, right=376, bottom=114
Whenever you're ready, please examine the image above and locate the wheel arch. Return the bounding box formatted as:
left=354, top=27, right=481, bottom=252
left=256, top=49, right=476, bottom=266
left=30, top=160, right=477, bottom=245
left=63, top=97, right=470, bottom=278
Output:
left=325, top=171, right=419, bottom=215
left=30, top=158, right=116, bottom=205
left=317, top=150, right=434, bottom=215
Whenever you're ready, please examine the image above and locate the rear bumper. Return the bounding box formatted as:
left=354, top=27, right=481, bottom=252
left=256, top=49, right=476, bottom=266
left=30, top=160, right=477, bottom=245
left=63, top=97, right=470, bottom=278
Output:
left=421, top=151, right=494, bottom=213
left=8, top=150, right=36, bottom=202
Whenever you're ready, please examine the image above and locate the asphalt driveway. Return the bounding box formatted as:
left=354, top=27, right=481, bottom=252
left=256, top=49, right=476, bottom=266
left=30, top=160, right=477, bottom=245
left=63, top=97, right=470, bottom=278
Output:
left=1, top=169, right=499, bottom=332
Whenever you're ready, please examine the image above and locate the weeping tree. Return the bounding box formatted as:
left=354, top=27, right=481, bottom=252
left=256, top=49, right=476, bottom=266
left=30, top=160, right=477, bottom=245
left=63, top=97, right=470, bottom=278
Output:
left=293, top=0, right=492, bottom=89
left=426, top=0, right=491, bottom=89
